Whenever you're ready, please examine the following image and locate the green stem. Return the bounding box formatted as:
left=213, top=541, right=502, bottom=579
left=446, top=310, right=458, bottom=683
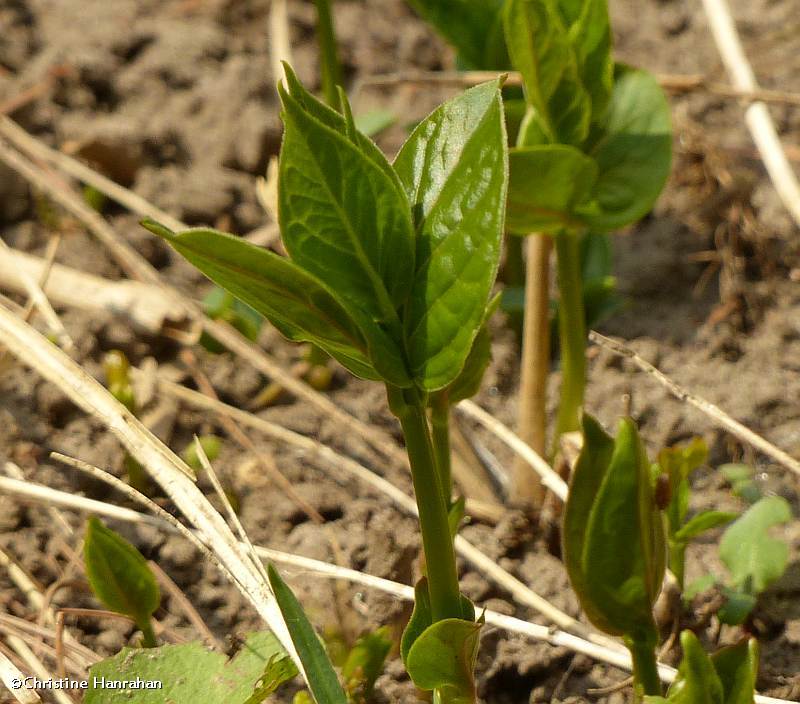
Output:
left=388, top=387, right=462, bottom=622
left=312, top=0, right=343, bottom=108
left=430, top=398, right=452, bottom=506
left=669, top=540, right=686, bottom=593
left=553, top=230, right=586, bottom=448
left=139, top=618, right=157, bottom=649
left=627, top=636, right=662, bottom=697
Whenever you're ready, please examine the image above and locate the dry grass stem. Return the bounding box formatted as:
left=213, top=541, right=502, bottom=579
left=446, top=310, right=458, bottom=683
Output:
left=0, top=306, right=309, bottom=680
left=0, top=118, right=408, bottom=468
left=589, top=331, right=800, bottom=478
left=701, top=0, right=800, bottom=227
left=0, top=648, right=42, bottom=704
left=457, top=400, right=569, bottom=501
left=0, top=236, right=72, bottom=351
left=0, top=248, right=186, bottom=334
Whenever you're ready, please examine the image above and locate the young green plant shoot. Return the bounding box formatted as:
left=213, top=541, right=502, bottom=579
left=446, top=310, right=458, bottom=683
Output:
left=83, top=517, right=160, bottom=649
left=144, top=64, right=508, bottom=703
left=563, top=416, right=666, bottom=696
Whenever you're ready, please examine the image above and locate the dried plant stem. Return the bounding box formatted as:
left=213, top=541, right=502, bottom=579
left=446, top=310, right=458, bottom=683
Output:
left=589, top=332, right=800, bottom=478
left=0, top=305, right=307, bottom=679
left=514, top=233, right=551, bottom=508
left=0, top=126, right=407, bottom=468
left=457, top=400, right=568, bottom=501
left=0, top=649, right=43, bottom=704
left=701, top=0, right=800, bottom=228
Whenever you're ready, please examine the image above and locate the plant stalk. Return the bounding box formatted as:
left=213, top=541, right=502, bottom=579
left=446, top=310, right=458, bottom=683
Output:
left=513, top=233, right=551, bottom=508
left=430, top=397, right=453, bottom=506
left=669, top=540, right=686, bottom=592
left=389, top=388, right=462, bottom=622
left=553, top=230, right=586, bottom=449
left=312, top=0, right=343, bottom=108
left=627, top=635, right=662, bottom=697
left=139, top=618, right=157, bottom=649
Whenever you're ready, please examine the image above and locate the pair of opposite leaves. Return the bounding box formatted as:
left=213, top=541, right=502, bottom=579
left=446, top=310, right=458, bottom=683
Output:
left=146, top=65, right=508, bottom=396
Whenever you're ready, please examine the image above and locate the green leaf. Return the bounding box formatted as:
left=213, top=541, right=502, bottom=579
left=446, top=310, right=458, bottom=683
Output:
left=712, top=638, right=759, bottom=704
left=563, top=415, right=665, bottom=641
left=447, top=495, right=467, bottom=539
left=393, top=80, right=508, bottom=390
left=277, top=76, right=415, bottom=339
left=663, top=630, right=724, bottom=704
left=401, top=578, right=433, bottom=665
left=143, top=222, right=409, bottom=386
left=203, top=286, right=263, bottom=342
left=580, top=65, right=672, bottom=231
left=506, top=144, right=597, bottom=233
left=658, top=437, right=708, bottom=534
left=432, top=294, right=499, bottom=406
left=83, top=518, right=159, bottom=640
left=84, top=632, right=296, bottom=704
left=562, top=0, right=614, bottom=122
left=354, top=110, right=396, bottom=138
left=504, top=0, right=590, bottom=146
left=719, top=495, right=791, bottom=593
left=181, top=435, right=222, bottom=472
left=674, top=510, right=737, bottom=542
left=405, top=618, right=483, bottom=703
left=341, top=627, right=393, bottom=702
left=720, top=464, right=763, bottom=504
left=684, top=574, right=717, bottom=600
left=406, top=0, right=509, bottom=69
left=267, top=564, right=347, bottom=704
left=718, top=587, right=758, bottom=626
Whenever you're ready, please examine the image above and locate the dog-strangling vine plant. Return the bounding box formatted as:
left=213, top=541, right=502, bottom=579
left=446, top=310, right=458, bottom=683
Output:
left=145, top=65, right=507, bottom=703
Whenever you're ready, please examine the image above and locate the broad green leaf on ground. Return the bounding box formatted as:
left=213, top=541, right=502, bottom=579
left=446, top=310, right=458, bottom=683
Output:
left=720, top=464, right=763, bottom=504
left=278, top=79, right=415, bottom=337
left=84, top=632, right=296, bottom=704
left=563, top=416, right=665, bottom=641
left=406, top=0, right=509, bottom=69
left=712, top=637, right=759, bottom=704
left=267, top=564, right=347, bottom=704
left=143, top=221, right=403, bottom=384
left=580, top=65, right=672, bottom=231
left=405, top=618, right=483, bottom=703
left=561, top=0, right=614, bottom=122
left=506, top=144, right=597, bottom=233
left=718, top=587, right=758, bottom=626
left=720, top=495, right=791, bottom=593
left=504, top=0, right=590, bottom=146
left=393, top=80, right=508, bottom=390
left=83, top=518, right=159, bottom=636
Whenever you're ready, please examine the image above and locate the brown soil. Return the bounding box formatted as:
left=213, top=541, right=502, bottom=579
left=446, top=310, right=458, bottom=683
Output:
left=1, top=0, right=799, bottom=702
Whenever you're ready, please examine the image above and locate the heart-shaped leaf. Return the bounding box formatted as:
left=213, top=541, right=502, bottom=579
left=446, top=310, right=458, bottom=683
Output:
left=393, top=79, right=508, bottom=390
left=405, top=617, right=483, bottom=703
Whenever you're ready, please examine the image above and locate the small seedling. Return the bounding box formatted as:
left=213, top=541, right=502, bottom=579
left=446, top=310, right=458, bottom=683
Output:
left=563, top=415, right=666, bottom=695
left=83, top=517, right=160, bottom=648
left=145, top=65, right=508, bottom=703
left=644, top=630, right=759, bottom=704
left=181, top=434, right=222, bottom=472
left=200, top=285, right=263, bottom=353
left=656, top=437, right=737, bottom=592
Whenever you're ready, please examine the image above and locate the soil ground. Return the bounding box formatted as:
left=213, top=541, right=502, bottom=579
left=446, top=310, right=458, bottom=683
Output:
left=1, top=0, right=799, bottom=702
